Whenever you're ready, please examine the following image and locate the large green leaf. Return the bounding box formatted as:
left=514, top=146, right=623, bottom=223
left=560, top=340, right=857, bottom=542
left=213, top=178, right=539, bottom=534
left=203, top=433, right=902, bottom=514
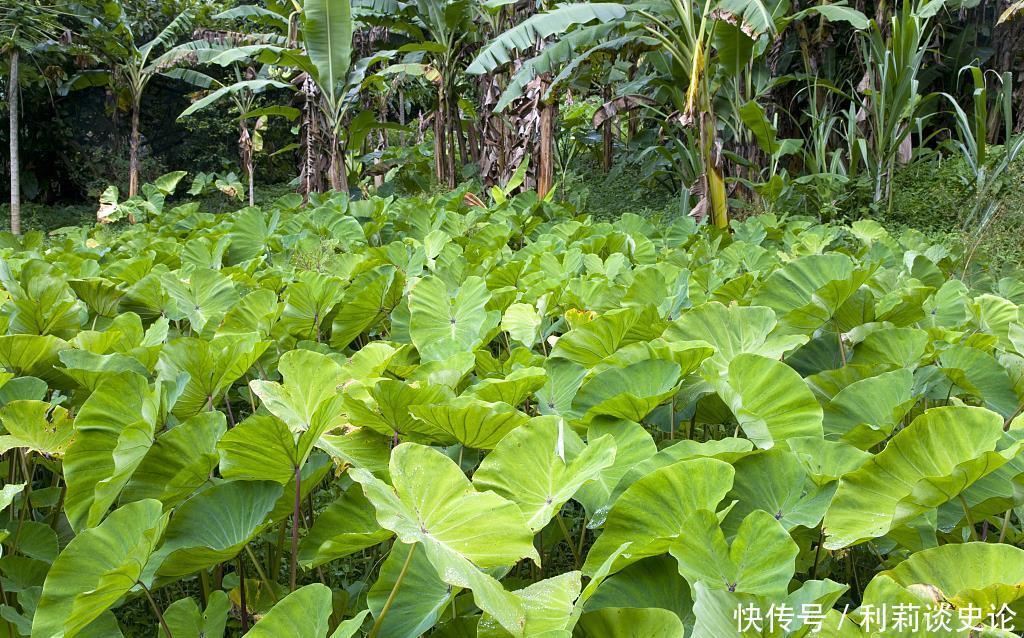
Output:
left=575, top=607, right=685, bottom=638
left=408, top=276, right=498, bottom=362
left=0, top=400, right=74, bottom=457
left=868, top=542, right=1024, bottom=612
left=822, top=368, right=916, bottom=449
left=408, top=397, right=530, bottom=449
left=582, top=458, right=734, bottom=577
left=572, top=360, right=682, bottom=422
left=32, top=500, right=168, bottom=638
left=298, top=486, right=393, bottom=568
left=671, top=509, right=798, bottom=596
left=242, top=584, right=334, bottom=638
left=823, top=406, right=1023, bottom=549
left=63, top=372, right=163, bottom=531
left=720, top=354, right=824, bottom=449
left=250, top=349, right=346, bottom=435
left=157, top=333, right=269, bottom=418
left=474, top=417, right=616, bottom=531
left=351, top=443, right=538, bottom=635
left=120, top=411, right=225, bottom=508
left=302, top=0, right=353, bottom=106
left=149, top=480, right=282, bottom=580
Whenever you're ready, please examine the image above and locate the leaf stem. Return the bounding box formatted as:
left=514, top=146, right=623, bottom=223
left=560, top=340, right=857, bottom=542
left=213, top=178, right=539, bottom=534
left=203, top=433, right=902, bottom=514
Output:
left=245, top=544, right=279, bottom=602
left=556, top=512, right=582, bottom=568
left=959, top=494, right=979, bottom=541
left=368, top=543, right=418, bottom=638
left=290, top=464, right=302, bottom=591
left=140, top=580, right=173, bottom=638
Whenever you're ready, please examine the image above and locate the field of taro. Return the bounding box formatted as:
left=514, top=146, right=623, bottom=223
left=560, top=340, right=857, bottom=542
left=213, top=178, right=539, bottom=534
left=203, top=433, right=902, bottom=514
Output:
left=1, top=187, right=1024, bottom=638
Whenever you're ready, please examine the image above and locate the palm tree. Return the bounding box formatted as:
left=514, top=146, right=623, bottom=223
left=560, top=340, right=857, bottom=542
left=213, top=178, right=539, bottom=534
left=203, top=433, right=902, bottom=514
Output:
left=1, top=0, right=65, bottom=235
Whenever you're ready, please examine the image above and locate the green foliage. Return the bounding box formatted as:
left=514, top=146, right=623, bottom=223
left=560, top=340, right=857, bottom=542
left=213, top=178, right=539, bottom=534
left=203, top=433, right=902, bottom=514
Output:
left=2, top=187, right=1024, bottom=637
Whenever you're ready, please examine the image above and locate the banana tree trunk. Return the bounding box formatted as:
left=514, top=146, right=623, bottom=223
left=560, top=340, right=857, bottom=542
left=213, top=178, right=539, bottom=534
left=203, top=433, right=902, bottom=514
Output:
left=128, top=95, right=141, bottom=198
left=700, top=110, right=728, bottom=228
left=239, top=120, right=255, bottom=207
left=329, top=135, right=348, bottom=194
left=8, top=48, right=20, bottom=236
left=601, top=84, right=613, bottom=173
left=537, top=92, right=556, bottom=199
left=433, top=104, right=449, bottom=186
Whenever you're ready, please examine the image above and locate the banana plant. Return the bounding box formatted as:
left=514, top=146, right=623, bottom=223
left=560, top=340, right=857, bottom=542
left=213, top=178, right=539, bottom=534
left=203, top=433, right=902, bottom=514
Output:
left=62, top=2, right=197, bottom=198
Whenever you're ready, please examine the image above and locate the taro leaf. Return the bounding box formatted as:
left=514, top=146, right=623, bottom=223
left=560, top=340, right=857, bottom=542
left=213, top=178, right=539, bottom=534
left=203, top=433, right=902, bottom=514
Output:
left=316, top=426, right=392, bottom=480
left=162, top=267, right=240, bottom=334
left=583, top=555, right=693, bottom=626
left=582, top=458, right=734, bottom=577
left=278, top=272, right=345, bottom=343
left=351, top=443, right=538, bottom=635
left=68, top=278, right=123, bottom=318
left=575, top=607, right=685, bottom=638
left=120, top=411, right=225, bottom=508
left=785, top=437, right=872, bottom=486
left=330, top=610, right=370, bottom=638
left=58, top=349, right=150, bottom=391
left=159, top=591, right=229, bottom=638
left=366, top=542, right=453, bottom=638
left=408, top=275, right=499, bottom=362
left=476, top=571, right=582, bottom=637
left=868, top=542, right=1024, bottom=612
left=502, top=302, right=543, bottom=346
left=671, top=509, right=798, bottom=597
left=0, top=335, right=67, bottom=384
left=536, top=357, right=587, bottom=417
left=299, top=486, right=393, bottom=569
left=148, top=480, right=282, bottom=580
left=474, top=417, right=616, bottom=531
left=464, top=366, right=547, bottom=406
left=938, top=344, right=1020, bottom=418
left=250, top=349, right=346, bottom=435
left=720, top=354, right=824, bottom=449
left=609, top=438, right=754, bottom=504
left=242, top=583, right=333, bottom=638
left=822, top=368, right=916, bottom=449
left=551, top=307, right=664, bottom=366
left=218, top=415, right=308, bottom=484
left=663, top=302, right=806, bottom=380
left=0, top=400, right=74, bottom=457
left=850, top=327, right=928, bottom=369
left=823, top=406, right=1023, bottom=549
left=63, top=371, right=162, bottom=531
left=217, top=289, right=281, bottom=339
left=574, top=419, right=658, bottom=521
left=31, top=500, right=168, bottom=638
left=343, top=378, right=452, bottom=439
left=572, top=360, right=682, bottom=422
left=408, top=397, right=530, bottom=449
left=330, top=265, right=404, bottom=348
left=722, top=448, right=837, bottom=534
left=750, top=254, right=867, bottom=334
left=157, top=333, right=269, bottom=418
left=690, top=579, right=847, bottom=638
left=0, top=483, right=24, bottom=512
left=6, top=520, right=57, bottom=562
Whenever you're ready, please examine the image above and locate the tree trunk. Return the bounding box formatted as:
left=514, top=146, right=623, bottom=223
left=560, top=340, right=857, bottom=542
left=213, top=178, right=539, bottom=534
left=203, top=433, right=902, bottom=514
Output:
left=329, top=135, right=348, bottom=194
left=601, top=84, right=613, bottom=173
left=240, top=120, right=255, bottom=207
left=8, top=49, right=20, bottom=236
left=129, top=96, right=141, bottom=198
left=537, top=95, right=555, bottom=199
left=433, top=101, right=449, bottom=187
left=700, top=110, right=728, bottom=228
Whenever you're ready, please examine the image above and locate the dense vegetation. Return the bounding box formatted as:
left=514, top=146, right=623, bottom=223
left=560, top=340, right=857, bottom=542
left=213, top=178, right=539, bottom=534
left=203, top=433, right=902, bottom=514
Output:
left=0, top=186, right=1021, bottom=637
left=4, top=0, right=1024, bottom=636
